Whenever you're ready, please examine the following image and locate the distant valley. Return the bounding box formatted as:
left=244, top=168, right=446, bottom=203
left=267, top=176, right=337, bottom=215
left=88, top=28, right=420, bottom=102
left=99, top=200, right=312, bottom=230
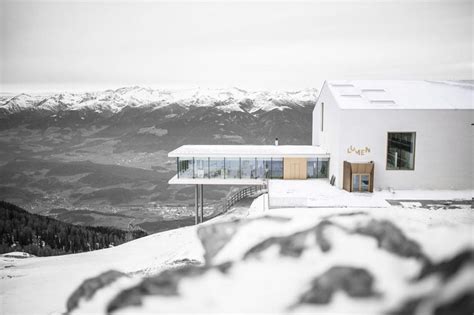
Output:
left=0, top=87, right=316, bottom=232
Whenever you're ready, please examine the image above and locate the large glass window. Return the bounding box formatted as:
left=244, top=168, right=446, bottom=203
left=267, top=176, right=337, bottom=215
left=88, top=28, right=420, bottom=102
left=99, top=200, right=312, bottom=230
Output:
left=387, top=132, right=416, bottom=170
left=307, top=158, right=318, bottom=179
left=256, top=159, right=272, bottom=179
left=307, top=158, right=329, bottom=178
left=271, top=158, right=283, bottom=179
left=225, top=158, right=240, bottom=179
left=317, top=158, right=329, bottom=178
left=241, top=158, right=256, bottom=179
left=209, top=158, right=225, bottom=179
left=194, top=158, right=209, bottom=178
left=180, top=156, right=331, bottom=180
left=178, top=157, right=193, bottom=178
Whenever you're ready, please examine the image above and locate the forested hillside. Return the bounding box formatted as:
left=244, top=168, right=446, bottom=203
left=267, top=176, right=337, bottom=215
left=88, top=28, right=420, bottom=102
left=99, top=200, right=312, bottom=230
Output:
left=0, top=201, right=147, bottom=256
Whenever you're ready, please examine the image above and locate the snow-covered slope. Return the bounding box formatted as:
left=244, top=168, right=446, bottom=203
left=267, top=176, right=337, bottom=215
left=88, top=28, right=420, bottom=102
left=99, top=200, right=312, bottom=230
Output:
left=1, top=198, right=472, bottom=315
left=0, top=226, right=204, bottom=315
left=0, top=87, right=318, bottom=114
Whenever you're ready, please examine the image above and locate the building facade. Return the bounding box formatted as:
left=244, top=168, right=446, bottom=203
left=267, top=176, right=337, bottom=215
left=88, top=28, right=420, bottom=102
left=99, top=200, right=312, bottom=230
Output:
left=312, top=80, right=473, bottom=191
left=169, top=80, right=472, bottom=192
left=169, top=145, right=330, bottom=185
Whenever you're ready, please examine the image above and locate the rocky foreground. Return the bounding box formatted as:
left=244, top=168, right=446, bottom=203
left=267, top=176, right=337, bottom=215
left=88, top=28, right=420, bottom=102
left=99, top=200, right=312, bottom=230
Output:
left=65, top=206, right=473, bottom=315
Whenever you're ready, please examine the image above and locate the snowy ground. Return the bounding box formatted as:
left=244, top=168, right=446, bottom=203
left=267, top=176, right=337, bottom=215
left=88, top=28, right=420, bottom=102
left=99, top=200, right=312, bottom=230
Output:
left=0, top=186, right=472, bottom=315
left=268, top=179, right=472, bottom=208
left=0, top=227, right=204, bottom=315
left=269, top=180, right=389, bottom=208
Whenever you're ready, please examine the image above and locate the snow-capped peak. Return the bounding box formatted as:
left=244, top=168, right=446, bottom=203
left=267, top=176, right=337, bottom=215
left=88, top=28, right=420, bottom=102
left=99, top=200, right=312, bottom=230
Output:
left=0, top=87, right=318, bottom=114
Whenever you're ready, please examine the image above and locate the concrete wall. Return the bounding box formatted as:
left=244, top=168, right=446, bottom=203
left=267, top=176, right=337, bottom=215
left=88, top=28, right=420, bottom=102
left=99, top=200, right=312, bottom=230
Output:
left=313, top=82, right=343, bottom=186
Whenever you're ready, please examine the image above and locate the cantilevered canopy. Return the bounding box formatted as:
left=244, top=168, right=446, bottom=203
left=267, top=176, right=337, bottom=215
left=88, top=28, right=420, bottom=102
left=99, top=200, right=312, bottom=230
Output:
left=168, top=145, right=329, bottom=158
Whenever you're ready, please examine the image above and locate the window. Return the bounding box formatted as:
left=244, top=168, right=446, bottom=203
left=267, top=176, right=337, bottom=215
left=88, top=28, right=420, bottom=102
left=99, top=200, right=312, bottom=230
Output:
left=177, top=157, right=193, bottom=178
left=209, top=158, right=225, bottom=179
left=387, top=132, right=416, bottom=170
left=317, top=158, right=329, bottom=178
left=352, top=174, right=370, bottom=192
left=256, top=159, right=272, bottom=179
left=241, top=158, right=256, bottom=178
left=225, top=158, right=240, bottom=179
left=307, top=158, right=329, bottom=179
left=307, top=158, right=318, bottom=178
left=194, top=158, right=209, bottom=178
left=271, top=158, right=283, bottom=179
left=321, top=102, right=324, bottom=132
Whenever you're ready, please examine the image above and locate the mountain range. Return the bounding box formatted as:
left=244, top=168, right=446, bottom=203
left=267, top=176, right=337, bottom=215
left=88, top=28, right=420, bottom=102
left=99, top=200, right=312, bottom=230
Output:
left=0, top=86, right=317, bottom=231
left=0, top=86, right=318, bottom=115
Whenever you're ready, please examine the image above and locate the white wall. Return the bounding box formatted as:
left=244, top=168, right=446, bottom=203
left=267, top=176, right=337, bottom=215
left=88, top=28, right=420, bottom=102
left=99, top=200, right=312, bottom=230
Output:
left=313, top=82, right=342, bottom=185
left=315, top=83, right=473, bottom=191
left=333, top=109, right=473, bottom=190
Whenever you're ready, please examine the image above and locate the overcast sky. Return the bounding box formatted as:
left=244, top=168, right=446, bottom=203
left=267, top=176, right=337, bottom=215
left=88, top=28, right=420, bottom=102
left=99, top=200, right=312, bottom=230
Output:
left=0, top=0, right=472, bottom=93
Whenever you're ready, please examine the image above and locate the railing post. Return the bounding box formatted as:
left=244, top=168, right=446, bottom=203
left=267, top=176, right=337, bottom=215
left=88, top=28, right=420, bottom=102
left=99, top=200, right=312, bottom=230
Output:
left=200, top=185, right=204, bottom=223
left=195, top=184, right=199, bottom=225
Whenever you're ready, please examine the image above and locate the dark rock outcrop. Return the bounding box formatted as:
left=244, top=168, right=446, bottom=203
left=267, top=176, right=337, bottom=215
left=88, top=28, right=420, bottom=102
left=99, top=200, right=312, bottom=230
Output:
left=353, top=219, right=427, bottom=261
left=389, top=291, right=474, bottom=315
left=416, top=249, right=474, bottom=281
left=434, top=292, right=474, bottom=315
left=107, top=266, right=204, bottom=313
left=106, top=263, right=233, bottom=314
left=389, top=249, right=474, bottom=315
left=198, top=216, right=291, bottom=264
left=298, top=266, right=377, bottom=305
left=197, top=219, right=245, bottom=264
left=66, top=270, right=127, bottom=313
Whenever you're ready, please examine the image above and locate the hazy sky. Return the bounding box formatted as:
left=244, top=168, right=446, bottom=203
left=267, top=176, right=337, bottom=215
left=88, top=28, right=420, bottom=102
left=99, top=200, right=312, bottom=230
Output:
left=0, top=0, right=472, bottom=92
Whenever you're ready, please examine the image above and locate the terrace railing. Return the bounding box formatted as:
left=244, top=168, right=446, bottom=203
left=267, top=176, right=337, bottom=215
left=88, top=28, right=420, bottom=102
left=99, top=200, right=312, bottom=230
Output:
left=221, top=184, right=268, bottom=214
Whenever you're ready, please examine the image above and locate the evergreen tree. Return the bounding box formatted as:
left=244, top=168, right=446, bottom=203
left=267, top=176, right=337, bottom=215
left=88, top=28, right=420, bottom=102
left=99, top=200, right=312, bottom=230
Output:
left=0, top=201, right=147, bottom=257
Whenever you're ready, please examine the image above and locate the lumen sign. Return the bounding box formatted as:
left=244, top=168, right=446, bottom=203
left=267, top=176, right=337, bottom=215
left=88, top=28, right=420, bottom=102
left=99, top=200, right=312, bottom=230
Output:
left=346, top=146, right=371, bottom=156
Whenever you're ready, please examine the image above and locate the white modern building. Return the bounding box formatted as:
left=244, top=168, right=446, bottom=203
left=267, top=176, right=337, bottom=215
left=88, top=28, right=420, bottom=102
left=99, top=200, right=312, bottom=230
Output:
left=168, top=81, right=473, bottom=219
left=313, top=80, right=473, bottom=191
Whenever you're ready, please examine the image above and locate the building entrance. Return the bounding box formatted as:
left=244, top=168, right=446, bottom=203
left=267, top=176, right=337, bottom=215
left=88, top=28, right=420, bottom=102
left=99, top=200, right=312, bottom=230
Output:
left=343, top=161, right=374, bottom=192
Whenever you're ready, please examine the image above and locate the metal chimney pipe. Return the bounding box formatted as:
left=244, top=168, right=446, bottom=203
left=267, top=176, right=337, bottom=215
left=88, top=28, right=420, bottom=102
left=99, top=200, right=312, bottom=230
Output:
left=275, top=137, right=279, bottom=146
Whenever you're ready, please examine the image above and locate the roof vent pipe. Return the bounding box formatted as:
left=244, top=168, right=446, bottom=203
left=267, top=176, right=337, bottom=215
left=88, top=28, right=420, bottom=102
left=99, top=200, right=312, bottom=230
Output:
left=275, top=137, right=279, bottom=146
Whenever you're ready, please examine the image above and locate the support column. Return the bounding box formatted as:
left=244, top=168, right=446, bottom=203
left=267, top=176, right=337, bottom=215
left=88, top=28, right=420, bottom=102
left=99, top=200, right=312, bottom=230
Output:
left=195, top=184, right=199, bottom=225
left=200, top=185, right=204, bottom=223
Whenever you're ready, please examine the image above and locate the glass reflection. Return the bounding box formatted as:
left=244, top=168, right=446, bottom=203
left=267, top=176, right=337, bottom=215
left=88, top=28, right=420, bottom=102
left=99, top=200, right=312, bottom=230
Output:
left=194, top=158, right=209, bottom=178
left=209, top=158, right=224, bottom=179
left=241, top=158, right=256, bottom=178
left=271, top=158, right=283, bottom=179
left=225, top=158, right=240, bottom=179
left=256, top=159, right=272, bottom=178
left=317, top=158, right=329, bottom=178
left=178, top=157, right=193, bottom=178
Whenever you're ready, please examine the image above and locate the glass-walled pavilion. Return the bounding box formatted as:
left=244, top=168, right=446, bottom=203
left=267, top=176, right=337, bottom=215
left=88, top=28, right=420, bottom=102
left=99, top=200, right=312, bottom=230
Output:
left=178, top=157, right=289, bottom=179
left=169, top=145, right=330, bottom=184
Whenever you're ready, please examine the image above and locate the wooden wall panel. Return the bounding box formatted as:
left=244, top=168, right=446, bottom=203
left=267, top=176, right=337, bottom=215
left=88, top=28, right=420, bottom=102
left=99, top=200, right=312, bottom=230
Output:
left=283, top=158, right=307, bottom=179
left=343, top=161, right=352, bottom=192
left=344, top=161, right=374, bottom=192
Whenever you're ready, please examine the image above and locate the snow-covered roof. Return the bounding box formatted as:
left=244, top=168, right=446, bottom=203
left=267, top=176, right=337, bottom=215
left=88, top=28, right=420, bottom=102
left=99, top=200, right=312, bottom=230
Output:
left=168, top=145, right=329, bottom=158
left=325, top=80, right=473, bottom=110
